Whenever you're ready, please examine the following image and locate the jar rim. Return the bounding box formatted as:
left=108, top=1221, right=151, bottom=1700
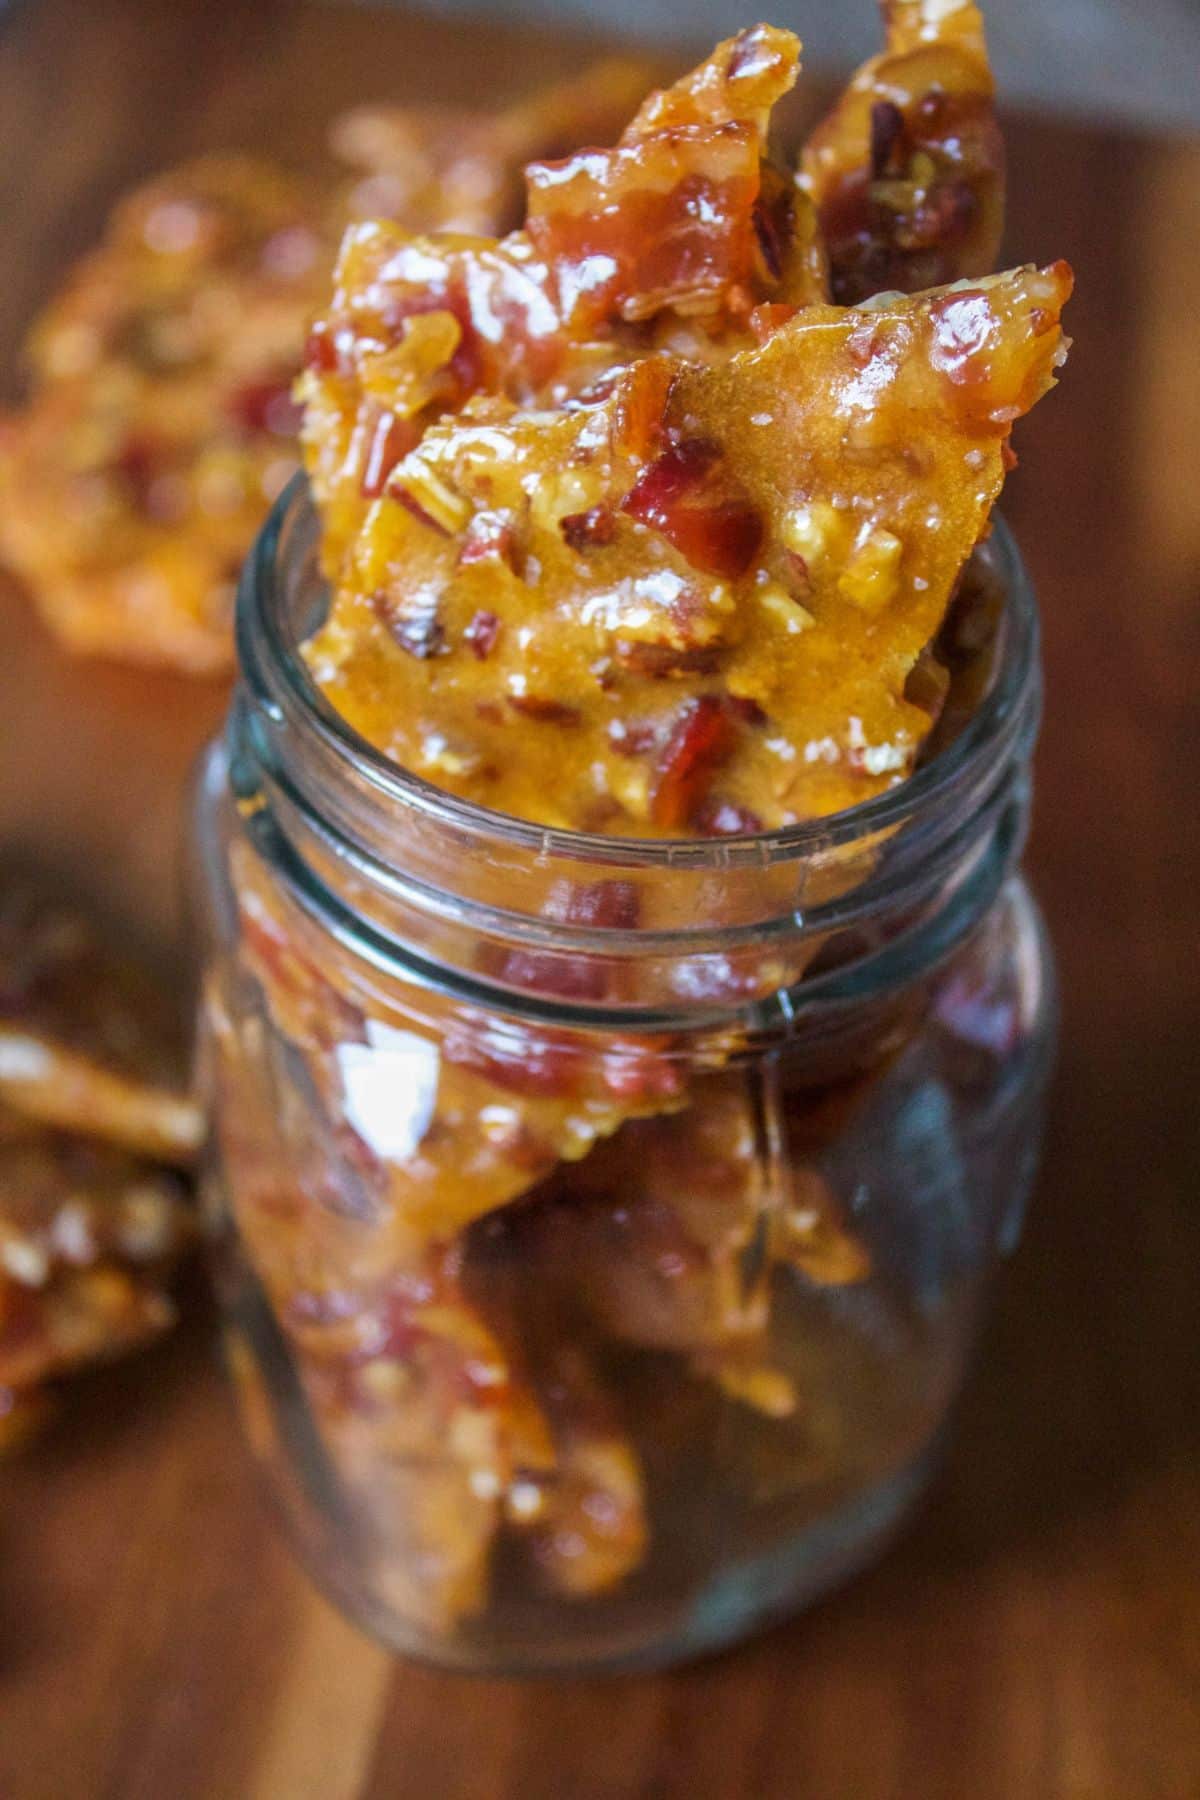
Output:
left=238, top=475, right=1038, bottom=872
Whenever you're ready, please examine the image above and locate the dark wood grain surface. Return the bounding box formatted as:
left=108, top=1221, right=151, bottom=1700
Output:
left=1, top=2, right=1197, bottom=1795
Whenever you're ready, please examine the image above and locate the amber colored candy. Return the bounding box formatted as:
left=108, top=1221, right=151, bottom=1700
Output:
left=0, top=1108, right=194, bottom=1406
left=223, top=857, right=656, bottom=1613
left=0, top=879, right=202, bottom=1163
left=0, top=158, right=329, bottom=672
left=802, top=0, right=1004, bottom=303
left=308, top=263, right=1071, bottom=835
left=298, top=28, right=823, bottom=575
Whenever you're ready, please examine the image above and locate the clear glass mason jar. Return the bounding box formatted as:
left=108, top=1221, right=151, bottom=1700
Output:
left=192, top=478, right=1055, bottom=1673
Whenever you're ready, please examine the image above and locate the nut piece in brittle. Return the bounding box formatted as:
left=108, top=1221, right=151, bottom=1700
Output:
left=0, top=879, right=202, bottom=1164
left=0, top=158, right=331, bottom=673
left=307, top=262, right=1071, bottom=835
left=298, top=27, right=825, bottom=573
left=801, top=0, right=1004, bottom=303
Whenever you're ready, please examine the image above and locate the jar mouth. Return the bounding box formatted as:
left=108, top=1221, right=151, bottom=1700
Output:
left=238, top=475, right=1038, bottom=871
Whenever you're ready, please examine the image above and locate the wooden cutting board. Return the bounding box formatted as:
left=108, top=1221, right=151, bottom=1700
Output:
left=1, top=2, right=1197, bottom=1795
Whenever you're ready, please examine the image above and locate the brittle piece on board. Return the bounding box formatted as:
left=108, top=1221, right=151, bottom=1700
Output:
left=0, top=880, right=202, bottom=1163
left=0, top=1265, right=176, bottom=1396
left=0, top=1111, right=195, bottom=1292
left=307, top=262, right=1071, bottom=835
left=0, top=158, right=330, bottom=672
left=298, top=27, right=824, bottom=572
left=801, top=0, right=1004, bottom=303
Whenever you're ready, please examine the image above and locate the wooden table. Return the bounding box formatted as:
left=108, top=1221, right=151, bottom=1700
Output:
left=1, top=1, right=1197, bottom=1794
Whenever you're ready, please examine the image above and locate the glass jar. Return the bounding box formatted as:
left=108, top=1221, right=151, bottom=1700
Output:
left=192, top=478, right=1055, bottom=1673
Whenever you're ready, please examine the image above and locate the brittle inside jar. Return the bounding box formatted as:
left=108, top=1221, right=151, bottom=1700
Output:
left=216, top=12, right=1072, bottom=1629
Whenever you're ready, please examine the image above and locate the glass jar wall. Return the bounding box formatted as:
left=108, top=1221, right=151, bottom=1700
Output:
left=191, top=480, right=1055, bottom=1672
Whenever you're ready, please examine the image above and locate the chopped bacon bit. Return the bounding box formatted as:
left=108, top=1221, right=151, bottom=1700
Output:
left=362, top=410, right=418, bottom=498
left=629, top=434, right=719, bottom=494
left=370, top=587, right=444, bottom=659
left=304, top=319, right=341, bottom=375
left=495, top=878, right=641, bottom=1000
left=614, top=641, right=722, bottom=679
left=650, top=695, right=734, bottom=830
left=507, top=694, right=582, bottom=724
left=607, top=719, right=660, bottom=756
left=621, top=438, right=762, bottom=580
left=459, top=510, right=518, bottom=569
left=869, top=101, right=906, bottom=179
left=560, top=505, right=616, bottom=550
left=611, top=359, right=674, bottom=461
left=464, top=609, right=501, bottom=659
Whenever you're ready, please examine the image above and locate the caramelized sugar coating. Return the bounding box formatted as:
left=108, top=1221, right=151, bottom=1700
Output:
left=308, top=263, right=1070, bottom=833
left=802, top=0, right=1004, bottom=303
left=0, top=879, right=202, bottom=1163
left=298, top=27, right=826, bottom=573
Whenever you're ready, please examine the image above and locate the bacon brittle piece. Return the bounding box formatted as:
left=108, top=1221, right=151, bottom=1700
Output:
left=496, top=1074, right=869, bottom=1415
left=0, top=1107, right=194, bottom=1409
left=802, top=0, right=1004, bottom=303
left=299, top=29, right=823, bottom=575
left=0, top=1265, right=175, bottom=1395
left=0, top=880, right=201, bottom=1163
left=308, top=263, right=1070, bottom=834
left=0, top=157, right=331, bottom=671
left=0, top=1114, right=194, bottom=1291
